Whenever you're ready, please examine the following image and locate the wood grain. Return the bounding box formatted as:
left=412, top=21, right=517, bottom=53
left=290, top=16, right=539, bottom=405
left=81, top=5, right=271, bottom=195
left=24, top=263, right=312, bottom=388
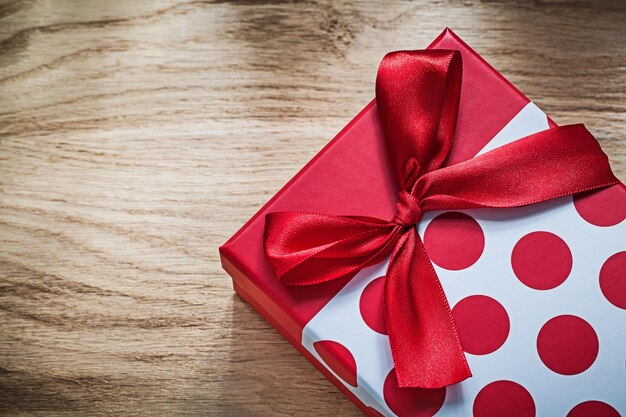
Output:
left=0, top=1, right=624, bottom=415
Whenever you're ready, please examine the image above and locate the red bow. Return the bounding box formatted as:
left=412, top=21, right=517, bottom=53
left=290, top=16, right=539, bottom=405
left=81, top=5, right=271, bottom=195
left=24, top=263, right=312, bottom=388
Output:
left=263, top=50, right=618, bottom=389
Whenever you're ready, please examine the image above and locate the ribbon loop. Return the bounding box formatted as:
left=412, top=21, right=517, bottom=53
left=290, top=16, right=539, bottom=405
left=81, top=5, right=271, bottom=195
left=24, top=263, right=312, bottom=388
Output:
left=393, top=191, right=423, bottom=227
left=263, top=49, right=619, bottom=389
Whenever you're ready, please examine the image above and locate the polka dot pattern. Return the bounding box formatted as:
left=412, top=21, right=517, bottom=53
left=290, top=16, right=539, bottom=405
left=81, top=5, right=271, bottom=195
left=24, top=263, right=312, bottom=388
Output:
left=511, top=231, right=572, bottom=290
left=301, top=107, right=625, bottom=417
left=567, top=401, right=621, bottom=417
left=452, top=295, right=510, bottom=355
left=383, top=369, right=446, bottom=417
left=573, top=184, right=626, bottom=227
left=473, top=380, right=535, bottom=417
left=359, top=276, right=387, bottom=334
left=537, top=315, right=599, bottom=375
left=313, top=340, right=358, bottom=387
left=600, top=252, right=626, bottom=310
left=423, top=212, right=485, bottom=270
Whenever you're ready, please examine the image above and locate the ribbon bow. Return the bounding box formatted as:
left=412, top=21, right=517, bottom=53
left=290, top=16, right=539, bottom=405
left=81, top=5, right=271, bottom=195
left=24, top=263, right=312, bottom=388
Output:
left=263, top=50, right=618, bottom=389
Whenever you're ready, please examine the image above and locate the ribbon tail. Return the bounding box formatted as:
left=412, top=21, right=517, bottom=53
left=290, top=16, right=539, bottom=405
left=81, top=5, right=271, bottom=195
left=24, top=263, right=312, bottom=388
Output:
left=385, top=227, right=471, bottom=389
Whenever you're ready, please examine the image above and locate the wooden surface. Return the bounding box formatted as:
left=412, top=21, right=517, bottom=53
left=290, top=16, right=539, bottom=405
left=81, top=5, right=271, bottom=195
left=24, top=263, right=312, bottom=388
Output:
left=0, top=1, right=624, bottom=415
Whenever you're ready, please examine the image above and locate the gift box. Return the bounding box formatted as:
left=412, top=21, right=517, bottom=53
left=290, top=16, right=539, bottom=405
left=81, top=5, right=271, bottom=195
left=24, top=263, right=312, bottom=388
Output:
left=220, top=28, right=626, bottom=417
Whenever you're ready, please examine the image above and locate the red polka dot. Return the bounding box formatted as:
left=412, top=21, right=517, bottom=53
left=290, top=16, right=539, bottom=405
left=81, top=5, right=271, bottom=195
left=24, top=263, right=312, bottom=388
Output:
left=383, top=369, right=446, bottom=417
left=573, top=184, right=626, bottom=227
left=473, top=380, right=535, bottom=417
left=360, top=276, right=387, bottom=334
left=600, top=252, right=626, bottom=310
left=567, top=401, right=621, bottom=417
left=511, top=231, right=572, bottom=290
left=452, top=295, right=510, bottom=355
left=423, top=212, right=485, bottom=270
left=313, top=340, right=357, bottom=387
left=537, top=315, right=599, bottom=375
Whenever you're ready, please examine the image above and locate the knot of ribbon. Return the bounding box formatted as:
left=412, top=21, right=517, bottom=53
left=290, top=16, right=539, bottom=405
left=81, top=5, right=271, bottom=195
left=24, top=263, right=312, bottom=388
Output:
left=263, top=50, right=618, bottom=389
left=393, top=191, right=423, bottom=227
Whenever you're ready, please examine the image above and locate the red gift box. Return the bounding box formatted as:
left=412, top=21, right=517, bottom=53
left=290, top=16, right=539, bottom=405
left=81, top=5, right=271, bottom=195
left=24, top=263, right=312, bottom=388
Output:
left=220, top=29, right=626, bottom=416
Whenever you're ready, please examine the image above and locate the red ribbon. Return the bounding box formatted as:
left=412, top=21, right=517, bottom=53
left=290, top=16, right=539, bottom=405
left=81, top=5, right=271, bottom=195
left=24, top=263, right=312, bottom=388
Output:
left=263, top=50, right=619, bottom=389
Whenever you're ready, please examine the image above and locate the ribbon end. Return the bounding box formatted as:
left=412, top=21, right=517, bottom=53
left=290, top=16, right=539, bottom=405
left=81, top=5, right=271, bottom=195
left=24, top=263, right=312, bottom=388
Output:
left=395, top=366, right=472, bottom=389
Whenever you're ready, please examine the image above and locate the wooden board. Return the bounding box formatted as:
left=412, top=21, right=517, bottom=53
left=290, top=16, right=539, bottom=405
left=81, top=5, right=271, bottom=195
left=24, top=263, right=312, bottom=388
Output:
left=1, top=1, right=624, bottom=415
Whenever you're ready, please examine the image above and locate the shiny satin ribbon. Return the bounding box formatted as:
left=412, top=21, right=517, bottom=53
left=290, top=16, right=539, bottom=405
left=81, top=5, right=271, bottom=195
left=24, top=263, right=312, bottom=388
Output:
left=263, top=50, right=619, bottom=389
